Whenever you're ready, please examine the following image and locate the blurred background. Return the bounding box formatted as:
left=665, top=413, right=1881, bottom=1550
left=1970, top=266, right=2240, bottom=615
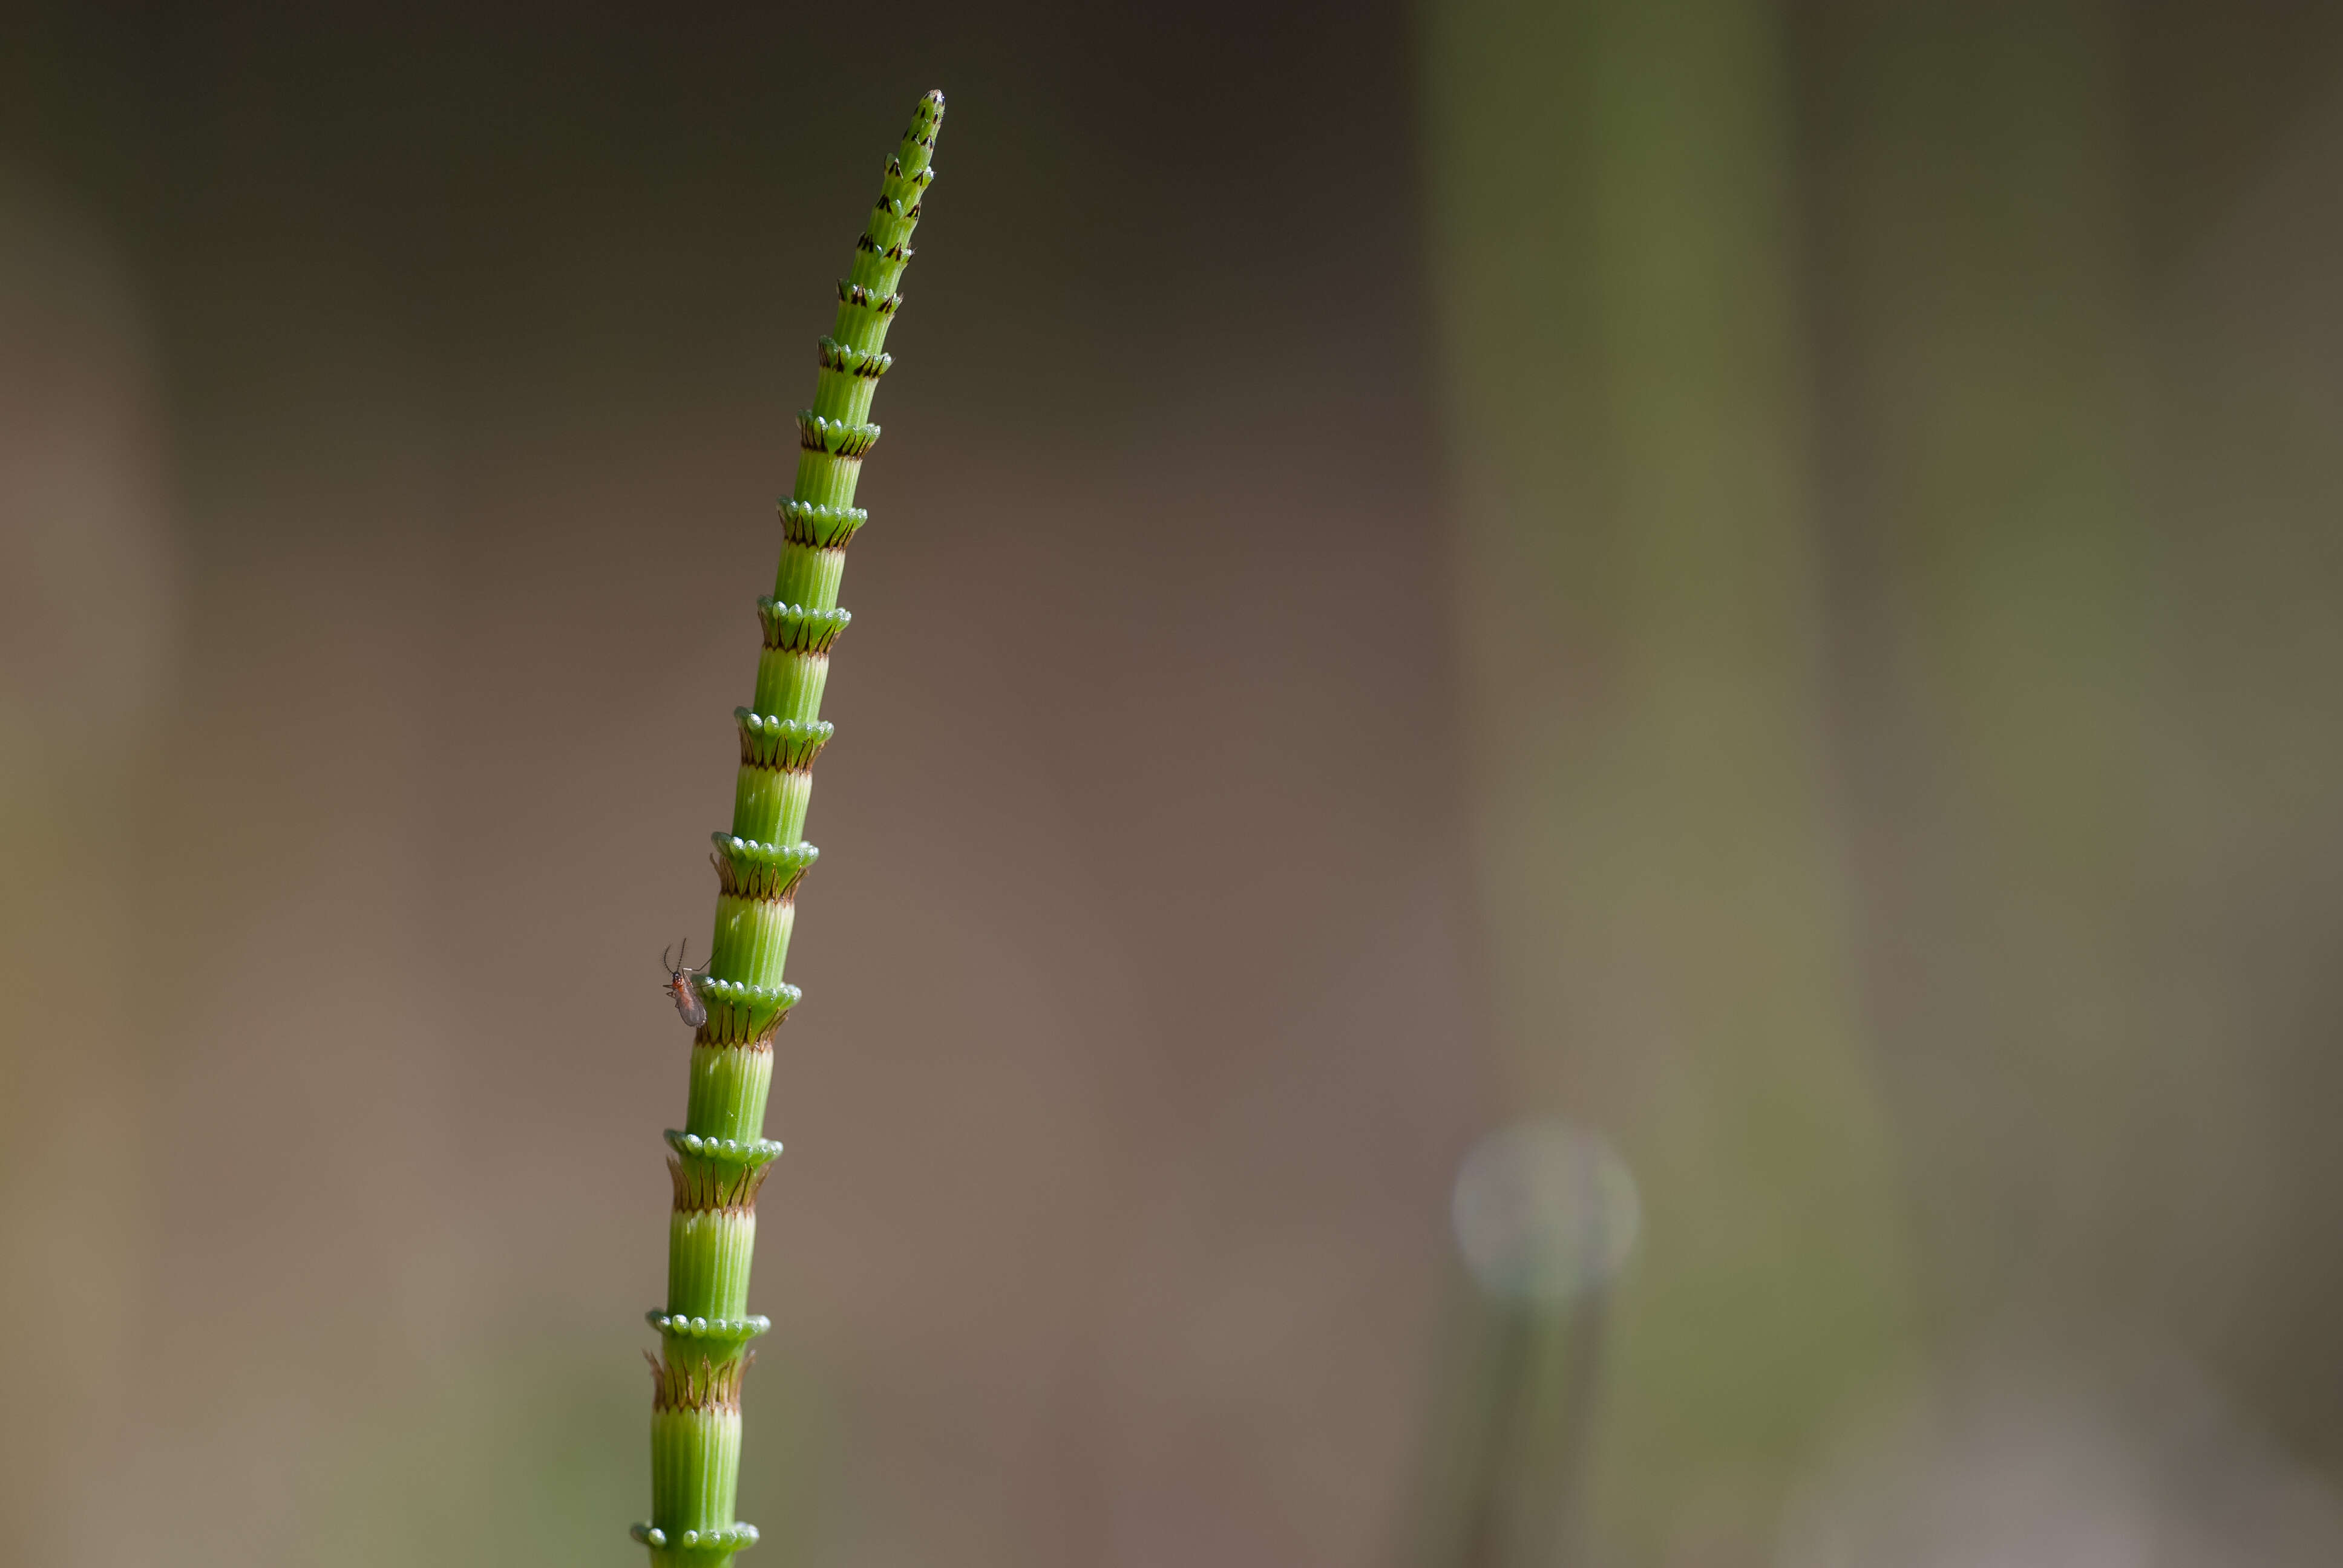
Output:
left=4, top=2, right=2342, bottom=1564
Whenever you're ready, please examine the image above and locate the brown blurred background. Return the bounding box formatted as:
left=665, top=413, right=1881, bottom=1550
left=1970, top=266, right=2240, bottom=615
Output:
left=4, top=2, right=2342, bottom=1565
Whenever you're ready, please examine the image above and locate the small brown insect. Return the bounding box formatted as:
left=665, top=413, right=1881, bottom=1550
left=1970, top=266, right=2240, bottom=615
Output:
left=661, top=939, right=710, bottom=1029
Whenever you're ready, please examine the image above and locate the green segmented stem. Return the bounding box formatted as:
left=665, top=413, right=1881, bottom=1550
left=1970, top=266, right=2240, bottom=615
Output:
left=640, top=89, right=945, bottom=1568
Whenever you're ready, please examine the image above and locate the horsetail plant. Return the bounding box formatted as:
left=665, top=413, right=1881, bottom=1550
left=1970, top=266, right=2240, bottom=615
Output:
left=632, top=89, right=945, bottom=1567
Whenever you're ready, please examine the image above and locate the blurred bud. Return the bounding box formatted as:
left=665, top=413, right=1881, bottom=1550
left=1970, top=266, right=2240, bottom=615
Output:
left=1451, top=1119, right=1640, bottom=1306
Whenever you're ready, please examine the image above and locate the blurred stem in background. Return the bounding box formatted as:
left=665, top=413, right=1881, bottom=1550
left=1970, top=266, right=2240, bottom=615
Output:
left=0, top=182, right=166, bottom=1566
left=1417, top=1122, right=1634, bottom=1565
left=1420, top=0, right=1921, bottom=1559
left=1807, top=0, right=2151, bottom=1338
left=1430, top=1294, right=1606, bottom=1568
